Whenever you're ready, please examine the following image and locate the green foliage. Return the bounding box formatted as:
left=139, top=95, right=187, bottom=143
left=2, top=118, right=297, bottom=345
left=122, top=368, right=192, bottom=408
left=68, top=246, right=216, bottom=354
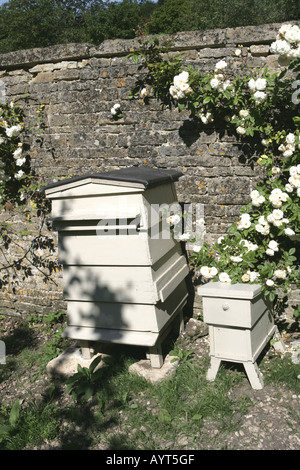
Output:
left=126, top=37, right=183, bottom=102
left=66, top=355, right=104, bottom=402
left=169, top=347, right=195, bottom=370
left=0, top=0, right=157, bottom=52
left=0, top=400, right=20, bottom=444
left=147, top=0, right=300, bottom=35
left=0, top=0, right=299, bottom=53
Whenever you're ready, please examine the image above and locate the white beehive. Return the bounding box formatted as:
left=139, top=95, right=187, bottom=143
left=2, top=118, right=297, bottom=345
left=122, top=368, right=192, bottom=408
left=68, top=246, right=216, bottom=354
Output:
left=43, top=167, right=189, bottom=367
left=197, top=282, right=285, bottom=389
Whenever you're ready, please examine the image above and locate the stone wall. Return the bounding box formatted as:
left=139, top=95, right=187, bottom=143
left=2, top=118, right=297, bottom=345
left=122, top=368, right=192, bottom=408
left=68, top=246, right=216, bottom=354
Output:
left=0, top=22, right=298, bottom=317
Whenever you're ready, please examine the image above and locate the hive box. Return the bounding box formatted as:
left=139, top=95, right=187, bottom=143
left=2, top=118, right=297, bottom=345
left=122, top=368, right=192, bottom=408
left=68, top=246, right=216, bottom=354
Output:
left=43, top=167, right=189, bottom=367
left=197, top=282, right=285, bottom=389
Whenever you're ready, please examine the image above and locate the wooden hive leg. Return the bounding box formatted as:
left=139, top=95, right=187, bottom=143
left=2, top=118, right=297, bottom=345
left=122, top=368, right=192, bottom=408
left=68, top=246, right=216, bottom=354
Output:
left=272, top=326, right=286, bottom=353
left=148, top=342, right=164, bottom=369
left=243, top=361, right=264, bottom=390
left=206, top=357, right=222, bottom=382
left=80, top=340, right=92, bottom=360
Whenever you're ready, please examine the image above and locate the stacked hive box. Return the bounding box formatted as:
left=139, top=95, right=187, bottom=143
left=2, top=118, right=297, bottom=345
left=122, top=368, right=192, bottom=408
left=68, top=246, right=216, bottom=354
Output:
left=43, top=167, right=189, bottom=367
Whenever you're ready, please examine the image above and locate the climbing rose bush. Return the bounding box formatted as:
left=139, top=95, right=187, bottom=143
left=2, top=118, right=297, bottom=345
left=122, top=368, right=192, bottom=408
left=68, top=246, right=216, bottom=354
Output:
left=0, top=102, right=29, bottom=204
left=270, top=23, right=300, bottom=65
left=175, top=38, right=299, bottom=306
left=127, top=26, right=299, bottom=312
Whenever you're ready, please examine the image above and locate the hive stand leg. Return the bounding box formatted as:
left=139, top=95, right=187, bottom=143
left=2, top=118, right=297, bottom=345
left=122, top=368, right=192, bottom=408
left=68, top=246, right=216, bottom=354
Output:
left=206, top=357, right=222, bottom=382
left=243, top=361, right=264, bottom=390
left=178, top=310, right=184, bottom=335
left=148, top=343, right=164, bottom=369
left=272, top=326, right=286, bottom=353
left=80, top=340, right=92, bottom=360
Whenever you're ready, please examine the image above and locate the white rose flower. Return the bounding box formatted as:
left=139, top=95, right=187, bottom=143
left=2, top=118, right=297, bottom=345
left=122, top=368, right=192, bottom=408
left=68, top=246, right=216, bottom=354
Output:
left=283, top=149, right=293, bottom=158
left=290, top=166, right=297, bottom=176
left=111, top=103, right=121, bottom=116
left=178, top=232, right=191, bottom=241
left=270, top=198, right=282, bottom=208
left=272, top=167, right=281, bottom=175
left=272, top=209, right=283, bottom=220
left=210, top=267, right=218, bottom=277
left=167, top=214, right=181, bottom=225
left=289, top=175, right=300, bottom=188
left=274, top=269, right=287, bottom=279
left=284, top=228, right=295, bottom=236
left=140, top=87, right=148, bottom=97
left=250, top=190, right=260, bottom=199
left=200, top=267, right=210, bottom=279
left=280, top=192, right=289, bottom=202
left=231, top=256, right=243, bottom=262
left=253, top=91, right=267, bottom=104
left=210, top=78, right=220, bottom=89
left=266, top=249, right=275, bottom=256
left=16, top=157, right=26, bottom=167
left=270, top=188, right=283, bottom=198
left=278, top=144, right=286, bottom=152
left=248, top=271, right=259, bottom=282
left=200, top=266, right=218, bottom=279
left=248, top=78, right=256, bottom=92
left=219, top=272, right=231, bottom=283
left=248, top=242, right=258, bottom=251
left=177, top=71, right=189, bottom=83
left=169, top=85, right=178, bottom=98
left=15, top=170, right=24, bottom=179
left=239, top=109, right=249, bottom=118
left=255, top=78, right=267, bottom=91
left=13, top=147, right=22, bottom=159
left=285, top=25, right=300, bottom=43
left=236, top=126, right=246, bottom=135
left=261, top=224, right=270, bottom=235
left=266, top=279, right=275, bottom=287
left=285, top=183, right=293, bottom=193
left=258, top=215, right=267, bottom=224
left=251, top=190, right=265, bottom=206
left=271, top=39, right=291, bottom=56
left=268, top=240, right=279, bottom=251
left=170, top=71, right=192, bottom=100
left=237, top=213, right=251, bottom=229
left=286, top=133, right=295, bottom=144
left=290, top=45, right=300, bottom=58
left=178, top=81, right=190, bottom=92
left=215, top=60, right=227, bottom=70
left=6, top=124, right=22, bottom=138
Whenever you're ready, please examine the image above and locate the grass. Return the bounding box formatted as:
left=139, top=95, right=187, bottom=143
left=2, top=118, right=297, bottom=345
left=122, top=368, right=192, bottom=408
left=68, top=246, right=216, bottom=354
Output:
left=0, top=313, right=300, bottom=450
